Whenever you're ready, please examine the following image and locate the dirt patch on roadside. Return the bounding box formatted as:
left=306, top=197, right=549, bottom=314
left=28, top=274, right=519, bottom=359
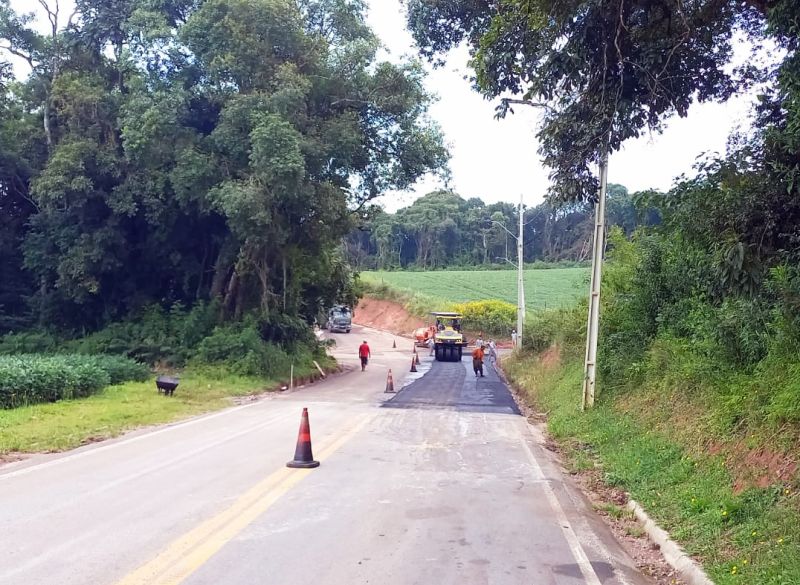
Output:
left=354, top=297, right=426, bottom=337
left=577, top=468, right=688, bottom=585
left=540, top=345, right=562, bottom=371
left=729, top=440, right=798, bottom=493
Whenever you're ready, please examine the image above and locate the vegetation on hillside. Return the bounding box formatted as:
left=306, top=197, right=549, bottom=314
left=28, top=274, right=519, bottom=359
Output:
left=345, top=185, right=657, bottom=269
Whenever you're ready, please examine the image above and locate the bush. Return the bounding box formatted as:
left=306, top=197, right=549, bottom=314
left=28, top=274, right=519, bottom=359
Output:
left=67, top=301, right=220, bottom=365
left=0, top=354, right=149, bottom=408
left=452, top=299, right=517, bottom=336
left=0, top=332, right=60, bottom=354
left=193, top=323, right=299, bottom=378
left=525, top=306, right=586, bottom=354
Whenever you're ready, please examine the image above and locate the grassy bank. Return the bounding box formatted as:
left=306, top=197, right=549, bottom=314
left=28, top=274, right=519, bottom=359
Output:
left=0, top=358, right=333, bottom=455
left=0, top=303, right=338, bottom=455
left=505, top=335, right=799, bottom=585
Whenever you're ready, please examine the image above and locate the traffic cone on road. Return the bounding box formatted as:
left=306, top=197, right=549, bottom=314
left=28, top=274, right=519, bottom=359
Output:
left=392, top=339, right=396, bottom=349
left=385, top=369, right=395, bottom=393
left=410, top=355, right=417, bottom=373
left=286, top=408, right=320, bottom=469
left=415, top=351, right=420, bottom=365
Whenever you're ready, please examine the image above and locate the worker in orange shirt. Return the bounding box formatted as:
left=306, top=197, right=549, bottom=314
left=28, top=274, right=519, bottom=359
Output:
left=472, top=344, right=485, bottom=378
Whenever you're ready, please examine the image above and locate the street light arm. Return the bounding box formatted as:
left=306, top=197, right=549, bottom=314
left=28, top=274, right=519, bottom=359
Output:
left=487, top=220, right=518, bottom=240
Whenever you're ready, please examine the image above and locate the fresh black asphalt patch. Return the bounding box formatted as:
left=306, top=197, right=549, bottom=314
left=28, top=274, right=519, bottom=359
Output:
left=383, top=356, right=521, bottom=415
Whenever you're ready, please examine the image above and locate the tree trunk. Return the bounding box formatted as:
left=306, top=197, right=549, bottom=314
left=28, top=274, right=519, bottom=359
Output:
left=43, top=100, right=53, bottom=148
left=210, top=239, right=236, bottom=299
left=223, top=269, right=239, bottom=318
left=281, top=255, right=286, bottom=312
left=196, top=243, right=209, bottom=300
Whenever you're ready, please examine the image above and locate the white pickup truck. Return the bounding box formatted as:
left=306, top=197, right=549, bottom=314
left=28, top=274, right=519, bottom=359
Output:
left=326, top=305, right=352, bottom=333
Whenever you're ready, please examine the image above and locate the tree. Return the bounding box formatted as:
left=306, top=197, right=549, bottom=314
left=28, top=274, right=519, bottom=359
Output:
left=406, top=0, right=768, bottom=202
left=0, top=0, right=448, bottom=332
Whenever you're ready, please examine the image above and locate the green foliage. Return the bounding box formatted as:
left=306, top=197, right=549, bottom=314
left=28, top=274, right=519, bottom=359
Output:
left=0, top=0, right=447, bottom=333
left=0, top=331, right=60, bottom=354
left=0, top=354, right=148, bottom=408
left=524, top=306, right=586, bottom=355
left=67, top=302, right=221, bottom=366
left=505, top=353, right=800, bottom=585
left=451, top=300, right=516, bottom=336
left=193, top=323, right=299, bottom=379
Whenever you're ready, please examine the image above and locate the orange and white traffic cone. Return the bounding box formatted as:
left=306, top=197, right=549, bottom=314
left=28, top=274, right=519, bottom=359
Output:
left=410, top=355, right=417, bottom=373
left=385, top=369, right=395, bottom=393
left=286, top=408, right=320, bottom=469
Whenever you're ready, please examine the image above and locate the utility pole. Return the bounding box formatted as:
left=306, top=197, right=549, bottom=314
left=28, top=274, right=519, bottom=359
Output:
left=517, top=193, right=524, bottom=350
left=582, top=144, right=609, bottom=409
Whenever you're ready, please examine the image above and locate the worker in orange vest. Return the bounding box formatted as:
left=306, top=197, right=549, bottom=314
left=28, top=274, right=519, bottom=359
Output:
left=472, top=344, right=485, bottom=378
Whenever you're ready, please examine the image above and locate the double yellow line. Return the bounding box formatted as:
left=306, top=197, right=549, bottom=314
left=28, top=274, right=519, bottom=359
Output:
left=115, top=414, right=374, bottom=585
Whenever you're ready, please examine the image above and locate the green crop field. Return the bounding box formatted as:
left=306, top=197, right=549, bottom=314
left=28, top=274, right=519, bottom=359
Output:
left=361, top=267, right=589, bottom=312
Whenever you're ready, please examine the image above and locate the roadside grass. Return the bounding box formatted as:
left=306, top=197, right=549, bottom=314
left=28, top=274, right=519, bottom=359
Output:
left=504, top=350, right=800, bottom=585
left=361, top=267, right=588, bottom=312
left=0, top=359, right=333, bottom=455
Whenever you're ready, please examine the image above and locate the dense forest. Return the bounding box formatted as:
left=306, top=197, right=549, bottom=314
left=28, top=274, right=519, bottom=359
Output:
left=344, top=183, right=657, bottom=269
left=0, top=0, right=447, bottom=337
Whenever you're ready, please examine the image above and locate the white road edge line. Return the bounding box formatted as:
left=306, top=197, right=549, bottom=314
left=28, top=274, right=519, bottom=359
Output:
left=519, top=434, right=604, bottom=585
left=0, top=397, right=280, bottom=481
left=13, top=410, right=297, bottom=526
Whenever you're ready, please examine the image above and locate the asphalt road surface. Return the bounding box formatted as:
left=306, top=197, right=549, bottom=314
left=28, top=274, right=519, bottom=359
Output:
left=1, top=326, right=654, bottom=585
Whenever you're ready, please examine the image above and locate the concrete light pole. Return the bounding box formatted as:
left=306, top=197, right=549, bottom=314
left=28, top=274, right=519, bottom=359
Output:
left=517, top=193, right=524, bottom=350
left=488, top=194, right=525, bottom=351
left=581, top=145, right=609, bottom=409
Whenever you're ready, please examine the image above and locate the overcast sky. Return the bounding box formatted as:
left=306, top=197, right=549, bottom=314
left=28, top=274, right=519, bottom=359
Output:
left=9, top=0, right=755, bottom=212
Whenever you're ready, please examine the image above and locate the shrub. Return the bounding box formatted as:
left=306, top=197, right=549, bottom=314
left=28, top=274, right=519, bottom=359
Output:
left=67, top=301, right=220, bottom=365
left=193, top=324, right=289, bottom=377
left=452, top=299, right=517, bottom=336
left=0, top=332, right=60, bottom=354
left=525, top=306, right=586, bottom=354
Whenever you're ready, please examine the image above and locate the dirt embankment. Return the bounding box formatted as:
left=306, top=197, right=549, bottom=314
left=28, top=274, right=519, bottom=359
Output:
left=353, top=297, right=426, bottom=337
left=354, top=296, right=515, bottom=347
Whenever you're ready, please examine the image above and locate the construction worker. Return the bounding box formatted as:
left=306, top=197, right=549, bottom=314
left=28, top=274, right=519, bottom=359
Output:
left=488, top=339, right=497, bottom=364
left=358, top=340, right=371, bottom=372
left=472, top=344, right=485, bottom=378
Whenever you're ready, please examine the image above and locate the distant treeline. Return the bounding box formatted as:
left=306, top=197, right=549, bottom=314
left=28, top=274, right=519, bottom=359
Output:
left=344, top=184, right=659, bottom=270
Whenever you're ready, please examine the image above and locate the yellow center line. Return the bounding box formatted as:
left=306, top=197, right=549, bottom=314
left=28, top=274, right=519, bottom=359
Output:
left=114, top=413, right=375, bottom=585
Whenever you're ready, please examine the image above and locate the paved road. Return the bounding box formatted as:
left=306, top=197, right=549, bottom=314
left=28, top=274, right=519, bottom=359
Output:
left=0, top=327, right=653, bottom=585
